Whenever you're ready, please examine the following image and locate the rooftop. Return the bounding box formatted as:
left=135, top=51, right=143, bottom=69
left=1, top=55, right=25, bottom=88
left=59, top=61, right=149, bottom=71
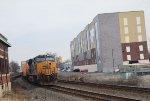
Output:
left=0, top=33, right=11, bottom=47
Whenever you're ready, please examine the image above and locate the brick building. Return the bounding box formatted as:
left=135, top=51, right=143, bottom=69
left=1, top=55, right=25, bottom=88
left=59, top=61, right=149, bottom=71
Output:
left=0, top=33, right=11, bottom=97
left=70, top=11, right=149, bottom=72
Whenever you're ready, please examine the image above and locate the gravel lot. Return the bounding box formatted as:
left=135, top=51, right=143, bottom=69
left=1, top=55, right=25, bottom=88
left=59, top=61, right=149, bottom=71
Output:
left=0, top=78, right=91, bottom=101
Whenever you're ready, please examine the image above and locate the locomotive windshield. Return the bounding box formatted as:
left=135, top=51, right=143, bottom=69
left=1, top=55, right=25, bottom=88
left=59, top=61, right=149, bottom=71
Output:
left=34, top=55, right=55, bottom=62
left=46, top=56, right=55, bottom=61
left=35, top=57, right=45, bottom=62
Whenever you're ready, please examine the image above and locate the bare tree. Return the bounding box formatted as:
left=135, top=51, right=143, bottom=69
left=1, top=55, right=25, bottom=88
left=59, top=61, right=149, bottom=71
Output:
left=9, top=61, right=20, bottom=73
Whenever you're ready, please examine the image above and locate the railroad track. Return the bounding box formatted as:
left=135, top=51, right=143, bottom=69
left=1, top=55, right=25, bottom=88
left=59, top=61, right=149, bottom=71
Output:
left=55, top=80, right=150, bottom=101
left=11, top=74, right=22, bottom=80
left=58, top=80, right=150, bottom=94
left=47, top=84, right=140, bottom=101
left=21, top=78, right=150, bottom=100
left=18, top=78, right=139, bottom=101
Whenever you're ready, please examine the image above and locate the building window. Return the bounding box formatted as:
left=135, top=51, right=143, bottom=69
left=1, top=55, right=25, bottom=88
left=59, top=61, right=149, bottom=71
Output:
left=140, top=54, right=144, bottom=59
left=126, top=46, right=130, bottom=52
left=86, top=30, right=90, bottom=50
left=125, top=36, right=130, bottom=43
left=90, top=28, right=95, bottom=49
left=124, top=18, right=128, bottom=26
left=127, top=55, right=131, bottom=60
left=78, top=37, right=80, bottom=55
left=95, top=22, right=100, bottom=61
left=139, top=45, right=143, bottom=51
left=80, top=34, right=83, bottom=53
left=138, top=35, right=142, bottom=42
left=83, top=32, right=87, bottom=52
left=71, top=43, right=74, bottom=57
left=91, top=53, right=93, bottom=58
left=124, top=27, right=129, bottom=34
left=136, top=17, right=141, bottom=25
left=137, top=26, right=142, bottom=33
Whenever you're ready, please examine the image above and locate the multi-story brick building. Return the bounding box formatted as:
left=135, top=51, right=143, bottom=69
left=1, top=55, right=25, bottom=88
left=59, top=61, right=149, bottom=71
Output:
left=119, top=11, right=149, bottom=64
left=0, top=33, right=11, bottom=97
left=70, top=11, right=149, bottom=72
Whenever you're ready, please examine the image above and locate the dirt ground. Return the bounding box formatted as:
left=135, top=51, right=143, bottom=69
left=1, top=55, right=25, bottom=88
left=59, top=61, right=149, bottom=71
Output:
left=0, top=78, right=90, bottom=101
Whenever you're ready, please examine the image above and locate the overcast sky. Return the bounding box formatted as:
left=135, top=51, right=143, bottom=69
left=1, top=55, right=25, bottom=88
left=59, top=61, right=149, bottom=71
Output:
left=0, top=0, right=150, bottom=64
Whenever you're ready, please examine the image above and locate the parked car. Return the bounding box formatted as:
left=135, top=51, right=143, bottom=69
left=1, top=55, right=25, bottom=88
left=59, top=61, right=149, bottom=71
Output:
left=73, top=69, right=80, bottom=72
left=81, top=69, right=88, bottom=72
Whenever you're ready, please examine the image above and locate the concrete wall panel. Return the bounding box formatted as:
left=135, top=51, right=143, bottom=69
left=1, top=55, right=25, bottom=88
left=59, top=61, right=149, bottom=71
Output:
left=98, top=13, right=123, bottom=72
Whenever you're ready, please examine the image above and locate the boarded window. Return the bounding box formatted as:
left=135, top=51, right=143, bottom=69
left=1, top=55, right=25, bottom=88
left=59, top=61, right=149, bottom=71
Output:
left=137, top=26, right=142, bottom=33
left=126, top=46, right=130, bottom=52
left=136, top=17, right=141, bottom=25
left=124, top=18, right=128, bottom=25
left=140, top=54, right=144, bottom=59
left=125, top=36, right=130, bottom=43
left=138, top=35, right=142, bottom=42
left=139, top=45, right=143, bottom=51
left=127, top=55, right=131, bottom=61
left=124, top=27, right=129, bottom=34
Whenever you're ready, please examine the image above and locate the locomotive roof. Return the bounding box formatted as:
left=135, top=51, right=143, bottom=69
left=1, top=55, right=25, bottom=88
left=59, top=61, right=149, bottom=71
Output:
left=34, top=54, right=55, bottom=59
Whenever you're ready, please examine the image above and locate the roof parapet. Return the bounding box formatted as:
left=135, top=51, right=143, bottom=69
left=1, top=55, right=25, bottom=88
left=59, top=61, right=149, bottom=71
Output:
left=0, top=33, right=11, bottom=47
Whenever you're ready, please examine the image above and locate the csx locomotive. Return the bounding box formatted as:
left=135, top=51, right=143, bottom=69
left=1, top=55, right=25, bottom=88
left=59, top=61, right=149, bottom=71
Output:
left=22, top=54, right=57, bottom=85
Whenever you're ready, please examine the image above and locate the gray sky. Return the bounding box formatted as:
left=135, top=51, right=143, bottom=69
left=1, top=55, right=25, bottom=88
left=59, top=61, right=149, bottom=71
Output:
left=0, top=0, right=150, bottom=64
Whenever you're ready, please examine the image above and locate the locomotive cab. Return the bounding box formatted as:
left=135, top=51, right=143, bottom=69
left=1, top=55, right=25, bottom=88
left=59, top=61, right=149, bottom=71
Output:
left=24, top=54, right=58, bottom=85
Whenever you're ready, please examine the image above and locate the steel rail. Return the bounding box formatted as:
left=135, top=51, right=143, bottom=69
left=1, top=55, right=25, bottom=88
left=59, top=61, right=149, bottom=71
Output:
left=47, top=85, right=140, bottom=101
left=58, top=80, right=150, bottom=94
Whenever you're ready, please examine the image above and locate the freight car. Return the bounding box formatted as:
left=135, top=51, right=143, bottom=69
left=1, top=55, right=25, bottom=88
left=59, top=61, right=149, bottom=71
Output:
left=22, top=54, right=57, bottom=85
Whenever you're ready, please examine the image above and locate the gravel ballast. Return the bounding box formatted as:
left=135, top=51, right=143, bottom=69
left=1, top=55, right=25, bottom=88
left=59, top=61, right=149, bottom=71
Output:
left=0, top=78, right=91, bottom=101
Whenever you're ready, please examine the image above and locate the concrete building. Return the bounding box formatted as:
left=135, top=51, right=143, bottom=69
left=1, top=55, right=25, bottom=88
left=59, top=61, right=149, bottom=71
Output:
left=0, top=33, right=11, bottom=97
left=70, top=11, right=149, bottom=73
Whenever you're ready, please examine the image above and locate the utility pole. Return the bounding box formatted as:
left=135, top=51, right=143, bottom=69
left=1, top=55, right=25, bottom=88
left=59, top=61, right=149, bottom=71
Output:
left=112, top=49, right=115, bottom=72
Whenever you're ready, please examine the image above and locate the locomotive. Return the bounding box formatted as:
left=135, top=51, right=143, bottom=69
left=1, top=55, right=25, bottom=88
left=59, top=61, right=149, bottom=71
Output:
left=22, top=54, right=57, bottom=85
